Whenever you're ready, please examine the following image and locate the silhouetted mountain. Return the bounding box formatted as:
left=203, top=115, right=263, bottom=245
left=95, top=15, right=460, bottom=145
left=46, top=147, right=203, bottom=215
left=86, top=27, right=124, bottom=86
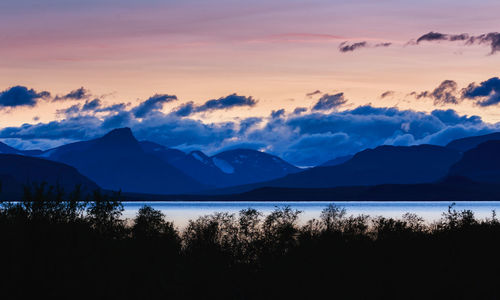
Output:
left=40, top=128, right=204, bottom=194
left=226, top=178, right=498, bottom=201
left=0, top=154, right=99, bottom=200
left=321, top=155, right=353, bottom=167
left=0, top=141, right=43, bottom=156
left=211, top=149, right=301, bottom=185
left=449, top=140, right=500, bottom=183
left=142, top=144, right=301, bottom=188
left=122, top=175, right=500, bottom=201
left=13, top=129, right=500, bottom=196
left=0, top=142, right=21, bottom=154
left=140, top=144, right=233, bottom=187
left=139, top=141, right=186, bottom=163
left=172, top=151, right=235, bottom=187
left=446, top=132, right=500, bottom=152
left=214, top=144, right=462, bottom=194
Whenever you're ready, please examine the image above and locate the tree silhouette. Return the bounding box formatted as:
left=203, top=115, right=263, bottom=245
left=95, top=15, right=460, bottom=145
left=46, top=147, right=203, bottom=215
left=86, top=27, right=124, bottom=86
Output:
left=0, top=184, right=500, bottom=299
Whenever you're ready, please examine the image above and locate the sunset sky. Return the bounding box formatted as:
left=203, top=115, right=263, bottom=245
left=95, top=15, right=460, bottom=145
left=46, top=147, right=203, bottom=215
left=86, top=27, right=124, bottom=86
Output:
left=1, top=0, right=500, bottom=166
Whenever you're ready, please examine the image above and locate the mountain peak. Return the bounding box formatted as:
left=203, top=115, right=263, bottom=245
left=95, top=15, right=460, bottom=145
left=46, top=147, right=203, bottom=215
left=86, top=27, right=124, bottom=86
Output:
left=94, top=127, right=142, bottom=155
left=102, top=127, right=135, bottom=140
left=0, top=141, right=20, bottom=154
left=189, top=150, right=211, bottom=163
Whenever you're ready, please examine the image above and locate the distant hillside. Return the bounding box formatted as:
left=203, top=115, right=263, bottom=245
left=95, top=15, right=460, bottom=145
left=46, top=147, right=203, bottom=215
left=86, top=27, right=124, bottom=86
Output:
left=228, top=177, right=499, bottom=201
left=449, top=140, right=500, bottom=183
left=320, top=155, right=353, bottom=167
left=446, top=132, right=500, bottom=152
left=212, top=144, right=462, bottom=194
left=121, top=176, right=500, bottom=201
left=142, top=144, right=301, bottom=188
left=5, top=129, right=500, bottom=197
left=0, top=154, right=99, bottom=200
left=211, top=149, right=300, bottom=185
left=0, top=141, right=43, bottom=156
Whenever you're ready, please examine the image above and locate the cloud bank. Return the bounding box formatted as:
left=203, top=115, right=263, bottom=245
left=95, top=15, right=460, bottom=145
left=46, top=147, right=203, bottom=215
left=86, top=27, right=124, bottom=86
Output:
left=2, top=78, right=500, bottom=166
left=1, top=100, right=497, bottom=166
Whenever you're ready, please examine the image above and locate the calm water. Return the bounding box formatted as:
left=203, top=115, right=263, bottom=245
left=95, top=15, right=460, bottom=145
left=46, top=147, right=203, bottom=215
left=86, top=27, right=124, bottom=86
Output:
left=122, top=201, right=500, bottom=228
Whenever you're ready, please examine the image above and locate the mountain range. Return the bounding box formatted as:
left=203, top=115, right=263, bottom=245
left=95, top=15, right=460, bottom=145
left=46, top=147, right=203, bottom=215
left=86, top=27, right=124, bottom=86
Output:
left=215, top=144, right=462, bottom=194
left=0, top=128, right=301, bottom=196
left=140, top=142, right=300, bottom=188
left=2, top=128, right=500, bottom=200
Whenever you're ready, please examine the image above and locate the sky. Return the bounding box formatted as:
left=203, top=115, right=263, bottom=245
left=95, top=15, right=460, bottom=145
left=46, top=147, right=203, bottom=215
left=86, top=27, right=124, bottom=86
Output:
left=1, top=0, right=500, bottom=166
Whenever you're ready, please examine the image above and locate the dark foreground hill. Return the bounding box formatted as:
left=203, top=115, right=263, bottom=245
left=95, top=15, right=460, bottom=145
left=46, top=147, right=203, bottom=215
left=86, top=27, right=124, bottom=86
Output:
left=0, top=154, right=98, bottom=200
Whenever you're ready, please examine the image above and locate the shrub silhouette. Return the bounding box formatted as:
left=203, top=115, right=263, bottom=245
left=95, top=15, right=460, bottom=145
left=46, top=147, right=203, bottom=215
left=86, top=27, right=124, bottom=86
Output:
left=1, top=185, right=500, bottom=299
left=132, top=205, right=177, bottom=240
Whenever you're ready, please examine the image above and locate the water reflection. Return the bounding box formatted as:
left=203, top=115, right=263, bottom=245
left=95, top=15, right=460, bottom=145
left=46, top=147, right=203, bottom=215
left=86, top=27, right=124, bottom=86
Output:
left=122, top=201, right=500, bottom=228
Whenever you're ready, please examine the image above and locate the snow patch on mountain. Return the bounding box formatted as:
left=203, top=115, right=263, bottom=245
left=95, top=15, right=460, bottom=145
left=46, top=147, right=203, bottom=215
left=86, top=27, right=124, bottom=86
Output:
left=192, top=152, right=204, bottom=162
left=39, top=149, right=56, bottom=158
left=213, top=157, right=235, bottom=174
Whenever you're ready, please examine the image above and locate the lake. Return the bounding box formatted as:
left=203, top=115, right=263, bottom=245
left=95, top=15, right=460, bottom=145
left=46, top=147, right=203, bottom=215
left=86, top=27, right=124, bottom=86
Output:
left=122, top=201, right=500, bottom=228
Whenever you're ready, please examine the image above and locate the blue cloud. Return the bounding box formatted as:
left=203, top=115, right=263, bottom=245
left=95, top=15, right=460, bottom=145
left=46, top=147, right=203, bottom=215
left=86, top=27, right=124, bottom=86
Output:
left=132, top=94, right=177, bottom=118
left=0, top=115, right=103, bottom=140
left=338, top=41, right=391, bottom=53
left=95, top=103, right=127, bottom=113
left=339, top=41, right=367, bottom=52
left=312, top=93, right=347, bottom=111
left=238, top=117, right=262, bottom=134
left=430, top=109, right=482, bottom=125
left=57, top=104, right=81, bottom=116
left=462, top=77, right=500, bottom=106
left=173, top=101, right=195, bottom=117
left=82, top=99, right=101, bottom=111
left=417, top=32, right=454, bottom=43
left=293, top=107, right=308, bottom=114
left=380, top=91, right=395, bottom=99
left=0, top=86, right=50, bottom=108
left=53, top=87, right=91, bottom=101
left=1, top=91, right=498, bottom=166
left=102, top=111, right=133, bottom=129
left=271, top=109, right=285, bottom=119
left=413, top=32, right=500, bottom=55
left=196, top=93, right=257, bottom=113
left=306, top=90, right=321, bottom=98
left=413, top=80, right=460, bottom=105
left=173, top=94, right=256, bottom=117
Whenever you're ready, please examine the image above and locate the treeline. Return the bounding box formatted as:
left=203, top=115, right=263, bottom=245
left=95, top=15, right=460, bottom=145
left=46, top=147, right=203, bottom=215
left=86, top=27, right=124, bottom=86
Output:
left=1, top=185, right=500, bottom=299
